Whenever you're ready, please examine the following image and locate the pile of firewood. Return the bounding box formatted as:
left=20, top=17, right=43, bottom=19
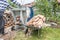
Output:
left=3, top=10, right=15, bottom=28
left=26, top=14, right=46, bottom=28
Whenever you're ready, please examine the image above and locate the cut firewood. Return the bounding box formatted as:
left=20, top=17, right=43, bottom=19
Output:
left=26, top=14, right=46, bottom=28
left=4, top=10, right=15, bottom=28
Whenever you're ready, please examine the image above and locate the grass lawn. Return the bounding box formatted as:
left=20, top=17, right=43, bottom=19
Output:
left=14, top=27, right=60, bottom=40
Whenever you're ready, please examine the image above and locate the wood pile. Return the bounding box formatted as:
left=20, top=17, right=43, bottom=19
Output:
left=26, top=14, right=46, bottom=28
left=4, top=10, right=15, bottom=28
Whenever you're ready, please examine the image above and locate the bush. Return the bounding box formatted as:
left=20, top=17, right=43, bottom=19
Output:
left=35, top=0, right=60, bottom=23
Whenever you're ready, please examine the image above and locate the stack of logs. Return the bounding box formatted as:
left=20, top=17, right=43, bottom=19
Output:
left=3, top=10, right=15, bottom=28
left=26, top=14, right=46, bottom=28
left=3, top=10, right=46, bottom=29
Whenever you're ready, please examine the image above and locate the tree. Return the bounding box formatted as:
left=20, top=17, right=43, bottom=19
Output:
left=35, top=0, right=60, bottom=22
left=35, top=0, right=53, bottom=17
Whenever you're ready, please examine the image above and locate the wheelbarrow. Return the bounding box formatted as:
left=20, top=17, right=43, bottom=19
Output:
left=21, top=24, right=42, bottom=37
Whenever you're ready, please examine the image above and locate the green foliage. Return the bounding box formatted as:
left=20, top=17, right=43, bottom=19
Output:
left=35, top=0, right=60, bottom=23
left=35, top=0, right=53, bottom=17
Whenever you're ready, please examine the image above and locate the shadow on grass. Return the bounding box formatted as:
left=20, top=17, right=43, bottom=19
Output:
left=31, top=28, right=44, bottom=38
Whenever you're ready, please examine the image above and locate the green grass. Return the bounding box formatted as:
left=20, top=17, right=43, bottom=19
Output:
left=14, top=27, right=60, bottom=40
